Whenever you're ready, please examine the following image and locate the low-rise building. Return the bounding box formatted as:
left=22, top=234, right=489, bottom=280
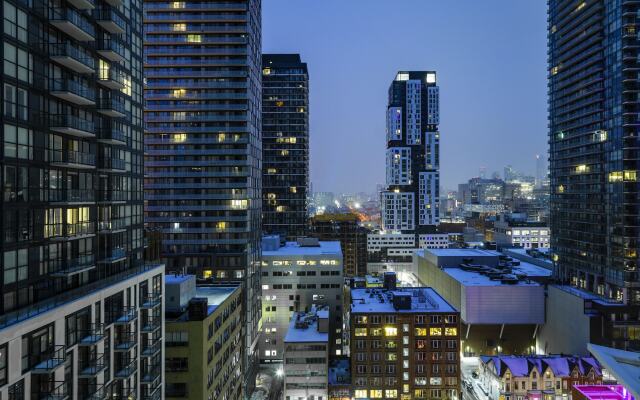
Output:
left=349, top=275, right=461, bottom=400
left=492, top=214, right=549, bottom=249
left=284, top=306, right=330, bottom=400
left=329, top=358, right=351, bottom=400
left=415, top=249, right=548, bottom=355
left=165, top=275, right=243, bottom=400
left=479, top=355, right=603, bottom=400
left=261, top=236, right=344, bottom=361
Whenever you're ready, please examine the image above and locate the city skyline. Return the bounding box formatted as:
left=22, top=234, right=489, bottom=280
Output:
left=263, top=0, right=548, bottom=193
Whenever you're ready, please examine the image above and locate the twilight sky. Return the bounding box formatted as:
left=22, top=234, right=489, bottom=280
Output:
left=263, top=0, right=548, bottom=194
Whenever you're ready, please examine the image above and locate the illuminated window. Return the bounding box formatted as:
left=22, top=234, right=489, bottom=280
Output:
left=550, top=66, right=559, bottom=75
left=280, top=150, right=289, bottom=156
left=203, top=270, right=212, bottom=279
left=370, top=390, right=383, bottom=398
left=624, top=170, right=637, bottom=181
left=186, top=34, right=201, bottom=43
left=430, top=327, right=442, bottom=336
left=172, top=88, right=186, bottom=98
left=216, top=221, right=227, bottom=231
left=594, top=130, right=607, bottom=142
left=231, top=199, right=247, bottom=210
left=267, top=193, right=276, bottom=200
left=576, top=1, right=586, bottom=12
left=355, top=390, right=367, bottom=398
left=354, top=328, right=367, bottom=337
left=385, top=390, right=398, bottom=398
left=384, top=327, right=397, bottom=337
left=396, top=72, right=409, bottom=81
left=298, top=107, right=305, bottom=113
left=370, top=328, right=382, bottom=336
left=609, top=171, right=623, bottom=182
left=386, top=353, right=397, bottom=361
left=426, top=73, right=436, bottom=83
left=415, top=328, right=427, bottom=336
left=444, top=327, right=457, bottom=336
left=557, top=185, right=564, bottom=193
left=275, top=100, right=284, bottom=106
left=172, top=133, right=187, bottom=143
left=171, top=1, right=185, bottom=8
left=262, top=68, right=271, bottom=75
left=172, top=23, right=186, bottom=32
left=575, top=164, right=588, bottom=173
left=276, top=205, right=285, bottom=212
left=267, top=168, right=276, bottom=174
left=403, top=384, right=410, bottom=393
left=289, top=186, right=297, bottom=193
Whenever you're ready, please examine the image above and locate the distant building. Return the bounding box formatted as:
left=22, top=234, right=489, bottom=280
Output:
left=478, top=355, right=602, bottom=400
left=415, top=249, right=549, bottom=355
left=284, top=307, right=330, bottom=400
left=349, top=275, right=461, bottom=400
left=310, top=213, right=368, bottom=277
left=381, top=71, right=441, bottom=237
left=165, top=276, right=243, bottom=400
left=328, top=358, right=352, bottom=400
left=260, top=236, right=344, bottom=361
left=492, top=213, right=550, bottom=249
left=262, top=54, right=310, bottom=239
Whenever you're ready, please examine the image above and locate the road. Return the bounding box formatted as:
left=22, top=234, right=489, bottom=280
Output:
left=461, top=356, right=488, bottom=400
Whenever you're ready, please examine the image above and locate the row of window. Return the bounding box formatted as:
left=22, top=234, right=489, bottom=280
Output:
left=354, top=327, right=458, bottom=337
left=354, top=315, right=457, bottom=324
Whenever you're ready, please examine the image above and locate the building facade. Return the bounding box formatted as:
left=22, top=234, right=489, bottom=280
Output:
left=164, top=276, right=243, bottom=400
left=0, top=0, right=163, bottom=396
left=143, top=0, right=263, bottom=384
left=310, top=213, right=368, bottom=277
left=262, top=54, right=309, bottom=239
left=283, top=308, right=330, bottom=400
left=349, top=283, right=461, bottom=400
left=381, top=71, right=440, bottom=236
left=548, top=1, right=640, bottom=305
left=260, top=236, right=343, bottom=362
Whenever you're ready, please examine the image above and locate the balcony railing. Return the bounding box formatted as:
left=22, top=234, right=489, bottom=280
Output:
left=49, top=7, right=96, bottom=41
left=114, top=332, right=137, bottom=351
left=50, top=150, right=96, bottom=167
left=97, top=125, right=126, bottom=143
left=141, top=338, right=161, bottom=357
left=50, top=189, right=95, bottom=203
left=31, top=345, right=67, bottom=374
left=50, top=78, right=95, bottom=105
left=140, top=316, right=161, bottom=333
left=78, top=353, right=106, bottom=377
left=93, top=7, right=126, bottom=33
left=50, top=114, right=95, bottom=137
left=98, top=247, right=126, bottom=263
left=96, top=38, right=125, bottom=61
left=97, top=67, right=126, bottom=89
left=49, top=42, right=95, bottom=73
left=50, top=254, right=95, bottom=277
left=99, top=157, right=126, bottom=171
left=107, top=306, right=137, bottom=325
left=98, top=218, right=127, bottom=232
left=97, top=190, right=128, bottom=202
left=96, top=97, right=126, bottom=117
left=79, top=383, right=107, bottom=400
left=36, top=381, right=68, bottom=400
left=114, top=358, right=137, bottom=379
left=141, top=292, right=162, bottom=308
left=78, top=323, right=105, bottom=345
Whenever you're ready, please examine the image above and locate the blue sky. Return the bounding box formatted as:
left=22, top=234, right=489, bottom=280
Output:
left=263, top=0, right=548, bottom=193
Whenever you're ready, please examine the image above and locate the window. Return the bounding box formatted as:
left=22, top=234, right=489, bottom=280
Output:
left=384, top=326, right=397, bottom=336
left=354, top=328, right=367, bottom=337
left=3, top=124, right=31, bottom=159
left=415, top=328, right=427, bottom=336
left=0, top=343, right=6, bottom=386
left=385, top=389, right=398, bottom=398
left=3, top=43, right=31, bottom=82
left=3, top=2, right=27, bottom=42
left=370, top=390, right=383, bottom=398
left=355, top=390, right=367, bottom=398
left=166, top=331, right=188, bottom=346
left=430, top=327, right=442, bottom=336
left=3, top=248, right=27, bottom=284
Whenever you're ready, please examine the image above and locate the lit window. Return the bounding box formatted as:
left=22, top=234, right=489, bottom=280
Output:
left=262, top=285, right=269, bottom=290
left=370, top=390, right=383, bottom=398
left=231, top=199, right=247, bottom=210
left=354, top=328, right=367, bottom=337
left=609, top=171, right=623, bottom=182
left=624, top=170, right=637, bottom=181
left=186, top=34, right=201, bottom=43
left=445, top=327, right=457, bottom=336
left=430, top=327, right=442, bottom=336
left=171, top=1, right=185, bottom=8
left=172, top=133, right=187, bottom=143
left=216, top=222, right=227, bottom=231
left=262, top=68, right=271, bottom=75
left=172, top=23, right=186, bottom=31
left=415, top=328, right=427, bottom=336
left=203, top=270, right=212, bottom=279
left=172, top=88, right=186, bottom=98
left=426, top=73, right=436, bottom=83
left=384, top=326, right=397, bottom=337
left=575, top=164, right=588, bottom=173
left=386, top=390, right=398, bottom=398
left=355, top=390, right=367, bottom=398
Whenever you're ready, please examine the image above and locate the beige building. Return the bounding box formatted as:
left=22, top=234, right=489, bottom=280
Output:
left=165, top=275, right=243, bottom=400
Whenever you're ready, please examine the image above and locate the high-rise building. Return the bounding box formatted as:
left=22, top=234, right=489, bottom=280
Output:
left=310, top=213, right=368, bottom=277
left=144, top=0, right=262, bottom=390
left=262, top=54, right=309, bottom=239
left=381, top=71, right=440, bottom=237
left=0, top=0, right=164, bottom=395
left=548, top=0, right=640, bottom=346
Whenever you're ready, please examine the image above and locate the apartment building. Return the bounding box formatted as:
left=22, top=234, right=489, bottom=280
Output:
left=260, top=236, right=343, bottom=361
left=350, top=278, right=461, bottom=400
left=164, top=275, right=243, bottom=400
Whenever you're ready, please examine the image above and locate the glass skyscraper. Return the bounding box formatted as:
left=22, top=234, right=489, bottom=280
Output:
left=0, top=0, right=164, bottom=396
left=548, top=0, right=640, bottom=345
left=143, top=0, right=262, bottom=391
left=262, top=53, right=309, bottom=239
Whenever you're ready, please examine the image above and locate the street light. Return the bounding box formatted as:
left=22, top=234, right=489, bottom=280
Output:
left=276, top=368, right=284, bottom=378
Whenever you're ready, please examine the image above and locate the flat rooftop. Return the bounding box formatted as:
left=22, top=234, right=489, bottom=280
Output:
left=418, top=248, right=500, bottom=257
left=512, top=261, right=552, bottom=277
left=444, top=268, right=539, bottom=287
left=262, top=240, right=342, bottom=256
left=165, top=274, right=193, bottom=285
left=351, top=287, right=456, bottom=313
left=195, top=285, right=239, bottom=313
left=554, top=285, right=623, bottom=306
left=284, top=311, right=329, bottom=343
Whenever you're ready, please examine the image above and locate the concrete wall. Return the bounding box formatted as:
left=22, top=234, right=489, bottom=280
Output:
left=537, top=285, right=591, bottom=356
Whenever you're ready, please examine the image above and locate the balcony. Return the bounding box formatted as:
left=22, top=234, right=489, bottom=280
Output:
left=96, top=97, right=126, bottom=117
left=96, top=190, right=127, bottom=202
left=141, top=292, right=162, bottom=309
left=67, top=0, right=94, bottom=10
left=113, top=358, right=137, bottom=379
left=50, top=42, right=95, bottom=74
left=50, top=189, right=95, bottom=204
left=78, top=323, right=105, bottom=345
left=141, top=385, right=161, bottom=400
left=107, top=306, right=137, bottom=325
left=97, top=125, right=126, bottom=144
left=50, top=222, right=95, bottom=240
left=98, top=157, right=126, bottom=172
left=50, top=79, right=95, bottom=106
left=50, top=254, right=95, bottom=277
left=50, top=114, right=95, bottom=138
left=96, top=38, right=125, bottom=62
left=140, top=316, right=161, bottom=333
left=80, top=383, right=108, bottom=400
left=140, top=339, right=161, bottom=357
left=78, top=353, right=106, bottom=377
left=141, top=366, right=161, bottom=385
left=114, top=332, right=137, bottom=352
left=37, top=381, right=69, bottom=400
left=93, top=8, right=126, bottom=34
left=50, top=150, right=96, bottom=169
left=104, top=0, right=122, bottom=10
left=97, top=66, right=125, bottom=90
left=49, top=8, right=95, bottom=41
left=31, top=345, right=67, bottom=374
left=98, top=218, right=127, bottom=233
left=98, top=247, right=126, bottom=263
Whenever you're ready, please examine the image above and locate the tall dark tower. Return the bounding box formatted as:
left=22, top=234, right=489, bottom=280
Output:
left=144, top=0, right=263, bottom=393
left=381, top=71, right=440, bottom=237
left=548, top=0, right=640, bottom=345
left=262, top=54, right=309, bottom=239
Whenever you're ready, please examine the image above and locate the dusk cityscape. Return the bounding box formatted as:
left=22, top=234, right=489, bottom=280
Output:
left=0, top=1, right=638, bottom=400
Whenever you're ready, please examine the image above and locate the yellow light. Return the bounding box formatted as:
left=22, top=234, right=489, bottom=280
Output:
left=575, top=164, right=588, bottom=173
left=267, top=193, right=276, bottom=200
left=384, top=326, right=397, bottom=337
left=262, top=68, right=271, bottom=75
left=624, top=170, right=637, bottom=182
left=430, top=327, right=442, bottom=336
left=445, top=327, right=457, bottom=336
left=186, top=34, right=201, bottom=43
left=218, top=133, right=226, bottom=142
left=267, top=168, right=276, bottom=174
left=354, top=328, right=367, bottom=337
left=171, top=1, right=184, bottom=8
left=415, top=328, right=427, bottom=336
left=203, top=270, right=212, bottom=279
left=609, top=171, right=623, bottom=182
left=172, top=23, right=186, bottom=32
left=173, top=133, right=187, bottom=143
left=172, top=88, right=186, bottom=98
left=289, top=187, right=297, bottom=193
left=216, top=221, right=227, bottom=231
left=557, top=185, right=564, bottom=193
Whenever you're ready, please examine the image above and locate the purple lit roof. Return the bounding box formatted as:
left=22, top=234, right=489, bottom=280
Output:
left=574, top=385, right=635, bottom=400
left=481, top=355, right=602, bottom=378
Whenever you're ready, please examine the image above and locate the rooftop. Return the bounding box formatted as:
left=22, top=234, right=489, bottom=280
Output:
left=587, top=344, right=640, bottom=400
left=262, top=240, right=342, bottom=257
left=284, top=309, right=329, bottom=343
left=165, top=274, right=193, bottom=285
left=350, top=287, right=456, bottom=314
left=445, top=268, right=540, bottom=287
left=195, top=285, right=239, bottom=313
left=419, top=248, right=500, bottom=258
left=573, top=385, right=634, bottom=400
left=480, top=355, right=601, bottom=378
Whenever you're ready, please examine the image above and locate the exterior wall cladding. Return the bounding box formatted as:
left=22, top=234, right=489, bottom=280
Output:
left=261, top=54, right=309, bottom=240
left=382, top=71, right=440, bottom=238
left=548, top=1, right=640, bottom=303
left=143, top=0, right=263, bottom=392
left=0, top=0, right=165, bottom=395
